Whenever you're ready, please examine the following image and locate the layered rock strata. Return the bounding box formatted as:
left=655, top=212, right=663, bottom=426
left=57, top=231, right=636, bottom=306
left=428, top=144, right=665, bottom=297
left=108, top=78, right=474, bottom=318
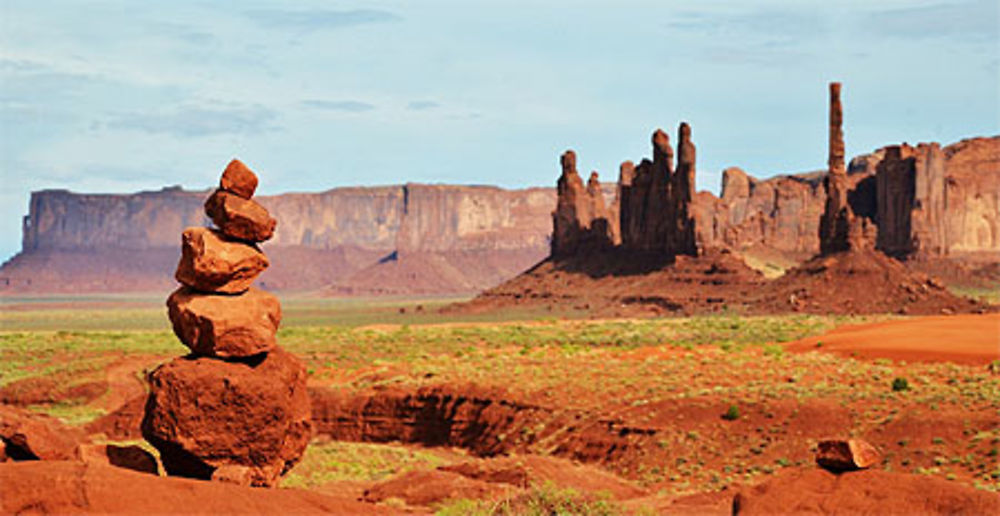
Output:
left=142, top=159, right=311, bottom=487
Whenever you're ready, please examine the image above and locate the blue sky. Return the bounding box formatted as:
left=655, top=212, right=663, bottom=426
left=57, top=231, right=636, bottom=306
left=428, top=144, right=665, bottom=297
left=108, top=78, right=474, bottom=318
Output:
left=1, top=0, right=997, bottom=261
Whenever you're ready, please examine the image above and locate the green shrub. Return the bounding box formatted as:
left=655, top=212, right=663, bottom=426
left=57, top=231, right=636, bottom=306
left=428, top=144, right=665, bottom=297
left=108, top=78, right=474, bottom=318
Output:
left=722, top=404, right=740, bottom=421
left=891, top=377, right=910, bottom=392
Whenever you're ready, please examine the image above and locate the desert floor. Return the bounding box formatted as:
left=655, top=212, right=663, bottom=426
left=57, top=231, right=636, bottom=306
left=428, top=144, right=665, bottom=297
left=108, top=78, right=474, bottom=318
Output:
left=1, top=296, right=998, bottom=513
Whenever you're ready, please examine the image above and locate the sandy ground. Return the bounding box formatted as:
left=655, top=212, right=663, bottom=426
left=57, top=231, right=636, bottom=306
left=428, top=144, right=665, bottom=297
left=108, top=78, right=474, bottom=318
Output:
left=786, top=313, right=1000, bottom=365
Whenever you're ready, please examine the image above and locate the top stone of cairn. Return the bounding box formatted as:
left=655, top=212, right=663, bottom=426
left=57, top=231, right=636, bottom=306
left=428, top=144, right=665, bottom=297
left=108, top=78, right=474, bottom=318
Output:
left=220, top=159, right=259, bottom=199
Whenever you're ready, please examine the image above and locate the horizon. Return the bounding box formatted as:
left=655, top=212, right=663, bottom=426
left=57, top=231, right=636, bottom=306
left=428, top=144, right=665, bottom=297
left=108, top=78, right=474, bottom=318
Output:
left=2, top=0, right=998, bottom=262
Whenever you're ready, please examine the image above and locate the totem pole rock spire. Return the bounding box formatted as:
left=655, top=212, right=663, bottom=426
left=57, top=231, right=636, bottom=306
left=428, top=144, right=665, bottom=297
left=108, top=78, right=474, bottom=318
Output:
left=819, top=82, right=853, bottom=255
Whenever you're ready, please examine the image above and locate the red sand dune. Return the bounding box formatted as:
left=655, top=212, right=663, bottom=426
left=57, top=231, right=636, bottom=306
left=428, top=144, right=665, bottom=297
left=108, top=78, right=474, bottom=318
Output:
left=786, top=314, right=1000, bottom=365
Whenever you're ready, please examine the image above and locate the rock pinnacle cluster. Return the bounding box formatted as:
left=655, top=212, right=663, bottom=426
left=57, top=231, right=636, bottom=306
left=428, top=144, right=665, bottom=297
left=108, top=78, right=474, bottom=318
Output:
left=141, top=159, right=311, bottom=487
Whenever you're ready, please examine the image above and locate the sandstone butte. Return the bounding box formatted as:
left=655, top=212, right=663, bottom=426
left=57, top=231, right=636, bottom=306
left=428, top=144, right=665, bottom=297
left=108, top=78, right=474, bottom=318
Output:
left=143, top=159, right=313, bottom=488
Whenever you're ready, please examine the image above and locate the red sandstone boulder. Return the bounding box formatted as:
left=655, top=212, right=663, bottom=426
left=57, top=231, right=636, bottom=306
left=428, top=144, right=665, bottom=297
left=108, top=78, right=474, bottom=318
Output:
left=76, top=443, right=159, bottom=475
left=166, top=286, right=281, bottom=358
left=141, top=347, right=312, bottom=487
left=0, top=405, right=84, bottom=461
left=816, top=438, right=881, bottom=471
left=220, top=159, right=259, bottom=199
left=204, top=190, right=276, bottom=242
left=174, top=227, right=269, bottom=294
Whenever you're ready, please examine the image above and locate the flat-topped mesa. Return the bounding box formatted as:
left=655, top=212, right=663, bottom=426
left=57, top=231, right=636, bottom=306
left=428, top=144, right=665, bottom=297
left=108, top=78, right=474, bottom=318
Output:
left=550, top=151, right=613, bottom=256
left=819, top=82, right=867, bottom=255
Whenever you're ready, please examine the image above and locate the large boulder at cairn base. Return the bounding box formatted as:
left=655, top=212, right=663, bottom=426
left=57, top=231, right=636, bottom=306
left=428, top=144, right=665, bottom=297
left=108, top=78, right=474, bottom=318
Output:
left=220, top=159, right=259, bottom=199
left=175, top=227, right=269, bottom=294
left=204, top=189, right=276, bottom=242
left=167, top=286, right=281, bottom=358
left=142, top=347, right=312, bottom=487
left=732, top=469, right=1000, bottom=514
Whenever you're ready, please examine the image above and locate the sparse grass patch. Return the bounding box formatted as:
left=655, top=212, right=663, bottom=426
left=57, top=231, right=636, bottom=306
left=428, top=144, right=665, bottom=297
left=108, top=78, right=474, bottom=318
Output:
left=282, top=440, right=450, bottom=489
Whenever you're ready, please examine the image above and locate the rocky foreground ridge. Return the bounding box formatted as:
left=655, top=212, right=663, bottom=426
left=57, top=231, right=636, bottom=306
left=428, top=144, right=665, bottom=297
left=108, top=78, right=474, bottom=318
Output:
left=1, top=133, right=997, bottom=294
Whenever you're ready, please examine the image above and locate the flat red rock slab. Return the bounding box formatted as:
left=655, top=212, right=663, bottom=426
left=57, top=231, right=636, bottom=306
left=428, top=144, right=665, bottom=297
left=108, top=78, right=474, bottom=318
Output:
left=167, top=286, right=281, bottom=358
left=175, top=227, right=269, bottom=294
left=1, top=461, right=384, bottom=514
left=204, top=189, right=276, bottom=242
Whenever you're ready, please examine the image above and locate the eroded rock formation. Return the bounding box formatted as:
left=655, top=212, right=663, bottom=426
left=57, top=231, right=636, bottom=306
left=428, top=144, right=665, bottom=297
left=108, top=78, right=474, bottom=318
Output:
left=819, top=82, right=866, bottom=255
left=142, top=160, right=311, bottom=487
left=597, top=123, right=699, bottom=257
left=551, top=151, right=614, bottom=256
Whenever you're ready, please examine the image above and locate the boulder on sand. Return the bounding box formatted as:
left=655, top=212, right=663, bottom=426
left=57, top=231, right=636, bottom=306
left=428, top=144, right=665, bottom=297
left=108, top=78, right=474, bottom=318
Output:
left=0, top=405, right=84, bottom=461
left=166, top=286, right=281, bottom=358
left=219, top=159, right=259, bottom=199
left=141, top=347, right=312, bottom=487
left=204, top=190, right=276, bottom=242
left=175, top=227, right=269, bottom=294
left=75, top=443, right=159, bottom=475
left=815, top=438, right=881, bottom=471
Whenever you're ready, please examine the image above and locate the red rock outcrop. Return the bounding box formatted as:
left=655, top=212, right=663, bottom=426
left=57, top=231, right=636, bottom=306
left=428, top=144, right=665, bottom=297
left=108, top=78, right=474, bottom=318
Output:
left=733, top=468, right=1000, bottom=515
left=144, top=160, right=311, bottom=487
left=0, top=461, right=382, bottom=514
left=0, top=405, right=85, bottom=461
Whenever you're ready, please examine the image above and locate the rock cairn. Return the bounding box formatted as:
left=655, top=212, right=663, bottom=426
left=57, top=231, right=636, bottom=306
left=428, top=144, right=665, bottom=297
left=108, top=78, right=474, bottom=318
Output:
left=142, top=159, right=311, bottom=487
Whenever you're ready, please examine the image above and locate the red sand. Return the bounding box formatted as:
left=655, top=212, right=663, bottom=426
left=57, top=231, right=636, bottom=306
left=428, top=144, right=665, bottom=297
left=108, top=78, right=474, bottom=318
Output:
left=786, top=314, right=1000, bottom=365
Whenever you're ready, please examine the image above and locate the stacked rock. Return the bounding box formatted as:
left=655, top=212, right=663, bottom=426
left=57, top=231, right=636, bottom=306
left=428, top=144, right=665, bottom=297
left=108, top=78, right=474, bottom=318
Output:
left=142, top=159, right=311, bottom=487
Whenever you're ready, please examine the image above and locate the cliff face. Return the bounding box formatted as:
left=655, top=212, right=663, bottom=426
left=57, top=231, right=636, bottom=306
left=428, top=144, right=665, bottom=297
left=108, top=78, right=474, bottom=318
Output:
left=397, top=184, right=554, bottom=253
left=22, top=187, right=208, bottom=251
left=3, top=184, right=555, bottom=293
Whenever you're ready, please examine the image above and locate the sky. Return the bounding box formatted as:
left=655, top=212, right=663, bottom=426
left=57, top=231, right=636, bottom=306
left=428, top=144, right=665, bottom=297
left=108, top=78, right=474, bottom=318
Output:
left=1, top=0, right=997, bottom=261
